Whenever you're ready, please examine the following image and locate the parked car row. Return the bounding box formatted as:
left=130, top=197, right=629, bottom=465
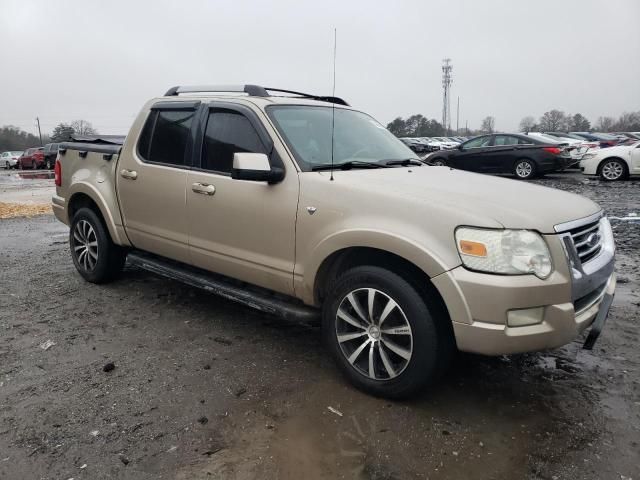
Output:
left=399, top=136, right=469, bottom=153
left=0, top=143, right=61, bottom=170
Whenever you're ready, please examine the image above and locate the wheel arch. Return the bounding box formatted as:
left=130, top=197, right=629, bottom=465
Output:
left=67, top=184, right=129, bottom=245
left=597, top=156, right=629, bottom=176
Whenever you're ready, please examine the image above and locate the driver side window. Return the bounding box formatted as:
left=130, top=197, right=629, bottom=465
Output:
left=463, top=136, right=491, bottom=149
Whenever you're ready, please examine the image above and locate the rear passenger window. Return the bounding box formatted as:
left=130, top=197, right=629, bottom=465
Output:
left=201, top=109, right=266, bottom=174
left=138, top=109, right=195, bottom=166
left=493, top=135, right=519, bottom=146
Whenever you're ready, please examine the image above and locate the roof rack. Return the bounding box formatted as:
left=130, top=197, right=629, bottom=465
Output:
left=163, top=84, right=349, bottom=106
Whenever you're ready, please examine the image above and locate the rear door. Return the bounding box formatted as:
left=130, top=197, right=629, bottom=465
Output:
left=490, top=135, right=524, bottom=172
left=116, top=101, right=199, bottom=264
left=186, top=102, right=299, bottom=295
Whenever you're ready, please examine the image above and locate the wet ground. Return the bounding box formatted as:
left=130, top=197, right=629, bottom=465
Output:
left=0, top=172, right=638, bottom=479
left=0, top=169, right=55, bottom=204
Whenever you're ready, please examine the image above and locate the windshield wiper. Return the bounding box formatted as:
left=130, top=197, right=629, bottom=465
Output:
left=385, top=159, right=423, bottom=166
left=311, top=161, right=390, bottom=171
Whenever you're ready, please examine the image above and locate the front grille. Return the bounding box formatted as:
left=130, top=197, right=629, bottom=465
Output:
left=567, top=219, right=603, bottom=264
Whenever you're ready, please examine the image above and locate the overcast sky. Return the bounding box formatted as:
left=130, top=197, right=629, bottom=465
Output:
left=1, top=0, right=639, bottom=136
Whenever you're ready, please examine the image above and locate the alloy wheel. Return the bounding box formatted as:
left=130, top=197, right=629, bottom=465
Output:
left=515, top=161, right=533, bottom=178
left=601, top=161, right=623, bottom=180
left=335, top=288, right=413, bottom=381
left=72, top=220, right=99, bottom=271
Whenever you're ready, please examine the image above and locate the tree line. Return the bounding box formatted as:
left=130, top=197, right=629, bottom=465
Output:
left=520, top=110, right=640, bottom=133
left=388, top=110, right=640, bottom=138
left=0, top=120, right=97, bottom=152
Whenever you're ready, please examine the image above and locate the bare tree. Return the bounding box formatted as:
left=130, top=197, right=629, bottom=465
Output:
left=480, top=116, right=495, bottom=133
left=519, top=116, right=536, bottom=132
left=595, top=116, right=615, bottom=132
left=538, top=110, right=567, bottom=132
left=69, top=120, right=97, bottom=136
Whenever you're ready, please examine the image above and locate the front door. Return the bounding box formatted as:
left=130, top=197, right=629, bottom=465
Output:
left=117, top=103, right=199, bottom=264
left=453, top=135, right=493, bottom=172
left=186, top=102, right=299, bottom=296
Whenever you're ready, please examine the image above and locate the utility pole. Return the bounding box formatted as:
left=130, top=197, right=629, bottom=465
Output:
left=456, top=96, right=460, bottom=135
left=36, top=117, right=43, bottom=146
left=441, top=58, right=453, bottom=136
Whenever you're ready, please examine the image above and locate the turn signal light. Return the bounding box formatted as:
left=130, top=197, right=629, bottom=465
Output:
left=459, top=240, right=487, bottom=257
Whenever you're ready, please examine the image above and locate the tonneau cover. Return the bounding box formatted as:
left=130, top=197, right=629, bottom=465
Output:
left=70, top=134, right=126, bottom=145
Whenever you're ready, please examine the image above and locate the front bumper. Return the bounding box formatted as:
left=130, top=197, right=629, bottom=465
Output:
left=444, top=271, right=615, bottom=355
left=432, top=220, right=616, bottom=356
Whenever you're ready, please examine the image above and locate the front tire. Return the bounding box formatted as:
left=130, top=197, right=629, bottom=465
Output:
left=599, top=159, right=626, bottom=181
left=431, top=158, right=447, bottom=167
left=513, top=159, right=536, bottom=179
left=323, top=266, right=453, bottom=399
left=70, top=208, right=127, bottom=284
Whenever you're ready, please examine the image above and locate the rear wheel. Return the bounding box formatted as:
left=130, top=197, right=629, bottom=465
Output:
left=599, top=159, right=626, bottom=181
left=514, top=159, right=536, bottom=179
left=31, top=161, right=37, bottom=170
left=323, top=266, right=453, bottom=399
left=45, top=159, right=52, bottom=170
left=70, top=208, right=127, bottom=283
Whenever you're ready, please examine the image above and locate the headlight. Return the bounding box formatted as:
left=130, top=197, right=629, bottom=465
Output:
left=455, top=227, right=553, bottom=279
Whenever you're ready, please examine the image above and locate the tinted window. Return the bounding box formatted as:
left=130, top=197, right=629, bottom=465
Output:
left=463, top=136, right=491, bottom=148
left=201, top=109, right=266, bottom=174
left=493, top=135, right=519, bottom=146
left=138, top=109, right=194, bottom=166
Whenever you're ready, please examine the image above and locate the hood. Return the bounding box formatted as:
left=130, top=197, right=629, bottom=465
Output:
left=328, top=166, right=600, bottom=233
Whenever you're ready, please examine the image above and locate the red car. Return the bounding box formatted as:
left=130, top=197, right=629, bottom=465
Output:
left=17, top=147, right=45, bottom=169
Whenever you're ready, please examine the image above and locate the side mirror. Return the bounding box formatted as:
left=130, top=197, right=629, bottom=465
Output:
left=231, top=153, right=284, bottom=184
left=458, top=144, right=464, bottom=150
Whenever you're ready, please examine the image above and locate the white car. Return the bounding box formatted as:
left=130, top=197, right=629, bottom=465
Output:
left=430, top=137, right=459, bottom=149
left=580, top=141, right=640, bottom=181
left=0, top=151, right=22, bottom=169
left=524, top=132, right=597, bottom=164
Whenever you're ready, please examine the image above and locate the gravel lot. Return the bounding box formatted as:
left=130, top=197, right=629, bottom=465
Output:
left=0, top=171, right=638, bottom=479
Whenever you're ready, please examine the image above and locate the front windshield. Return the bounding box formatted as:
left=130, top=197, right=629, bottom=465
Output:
left=266, top=105, right=417, bottom=171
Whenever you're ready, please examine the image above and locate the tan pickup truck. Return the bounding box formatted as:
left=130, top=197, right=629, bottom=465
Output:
left=52, top=85, right=616, bottom=398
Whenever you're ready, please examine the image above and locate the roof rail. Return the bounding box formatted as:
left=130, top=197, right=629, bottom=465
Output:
left=164, top=84, right=349, bottom=106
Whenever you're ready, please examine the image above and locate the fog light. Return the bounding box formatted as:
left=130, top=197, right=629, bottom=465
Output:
left=507, top=307, right=544, bottom=327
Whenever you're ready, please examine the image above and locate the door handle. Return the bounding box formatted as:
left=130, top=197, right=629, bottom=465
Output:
left=191, top=183, right=216, bottom=196
left=120, top=169, right=138, bottom=180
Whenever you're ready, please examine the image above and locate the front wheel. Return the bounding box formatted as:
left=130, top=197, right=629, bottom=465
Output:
left=323, top=266, right=453, bottom=399
left=431, top=158, right=447, bottom=167
left=513, top=159, right=536, bottom=179
left=70, top=208, right=127, bottom=283
left=599, top=159, right=626, bottom=181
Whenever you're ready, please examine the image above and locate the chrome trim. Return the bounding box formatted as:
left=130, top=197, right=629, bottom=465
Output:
left=554, top=210, right=603, bottom=233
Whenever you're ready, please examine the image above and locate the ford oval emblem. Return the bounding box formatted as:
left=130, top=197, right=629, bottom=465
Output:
left=585, top=232, right=600, bottom=249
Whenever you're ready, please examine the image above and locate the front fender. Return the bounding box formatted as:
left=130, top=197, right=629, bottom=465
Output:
left=299, top=228, right=458, bottom=305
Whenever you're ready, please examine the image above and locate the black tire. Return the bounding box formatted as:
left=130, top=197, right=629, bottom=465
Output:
left=513, top=158, right=536, bottom=179
left=430, top=158, right=447, bottom=167
left=69, top=207, right=127, bottom=284
left=598, top=158, right=627, bottom=181
left=322, top=266, right=453, bottom=399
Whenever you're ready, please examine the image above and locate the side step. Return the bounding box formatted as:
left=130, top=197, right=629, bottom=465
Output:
left=126, top=251, right=319, bottom=323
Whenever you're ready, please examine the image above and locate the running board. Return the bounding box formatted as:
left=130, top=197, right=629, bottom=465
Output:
left=126, top=251, right=319, bottom=323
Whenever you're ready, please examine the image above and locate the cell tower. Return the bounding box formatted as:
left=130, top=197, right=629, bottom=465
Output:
left=441, top=58, right=453, bottom=134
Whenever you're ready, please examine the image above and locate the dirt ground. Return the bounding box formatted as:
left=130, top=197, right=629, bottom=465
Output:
left=0, top=171, right=638, bottom=480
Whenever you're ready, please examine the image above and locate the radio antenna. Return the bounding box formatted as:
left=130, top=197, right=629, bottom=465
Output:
left=330, top=28, right=337, bottom=181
